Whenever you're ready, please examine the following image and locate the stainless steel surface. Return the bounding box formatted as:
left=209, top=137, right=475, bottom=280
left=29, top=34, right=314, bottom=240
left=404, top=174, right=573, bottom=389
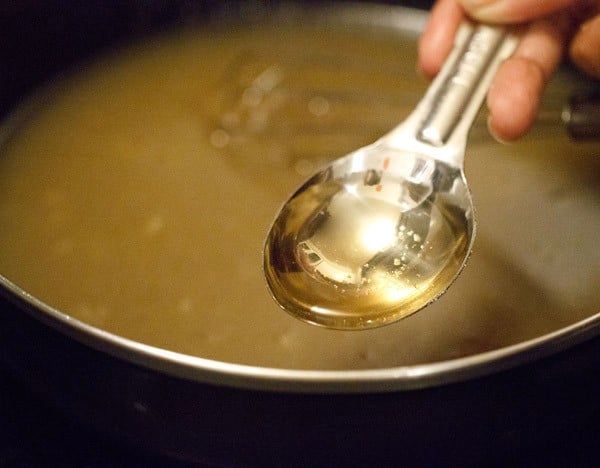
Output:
left=417, top=25, right=508, bottom=147
left=563, top=91, right=600, bottom=140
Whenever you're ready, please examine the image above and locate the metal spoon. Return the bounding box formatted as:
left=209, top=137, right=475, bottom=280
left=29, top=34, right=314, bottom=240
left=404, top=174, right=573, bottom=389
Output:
left=263, top=22, right=518, bottom=330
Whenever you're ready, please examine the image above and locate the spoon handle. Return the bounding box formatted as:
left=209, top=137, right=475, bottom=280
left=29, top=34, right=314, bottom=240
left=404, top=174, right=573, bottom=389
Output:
left=384, top=22, right=518, bottom=167
left=418, top=24, right=516, bottom=148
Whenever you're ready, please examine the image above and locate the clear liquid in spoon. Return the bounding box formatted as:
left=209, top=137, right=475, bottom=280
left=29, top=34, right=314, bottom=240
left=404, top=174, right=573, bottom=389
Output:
left=264, top=146, right=472, bottom=329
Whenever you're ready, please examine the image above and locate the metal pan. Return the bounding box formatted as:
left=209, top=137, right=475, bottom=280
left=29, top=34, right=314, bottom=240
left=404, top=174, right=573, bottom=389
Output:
left=1, top=1, right=599, bottom=465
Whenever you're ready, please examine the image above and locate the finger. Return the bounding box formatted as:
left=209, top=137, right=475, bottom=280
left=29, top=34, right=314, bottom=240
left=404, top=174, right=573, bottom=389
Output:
left=570, top=13, right=600, bottom=77
left=458, top=0, right=579, bottom=23
left=486, top=58, right=545, bottom=140
left=487, top=14, right=572, bottom=140
left=418, top=0, right=466, bottom=78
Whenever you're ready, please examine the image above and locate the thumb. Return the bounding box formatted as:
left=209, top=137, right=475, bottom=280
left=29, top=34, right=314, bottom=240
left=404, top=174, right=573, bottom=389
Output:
left=457, top=0, right=579, bottom=23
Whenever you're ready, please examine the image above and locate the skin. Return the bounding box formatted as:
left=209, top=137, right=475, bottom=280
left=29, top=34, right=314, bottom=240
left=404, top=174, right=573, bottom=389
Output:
left=418, top=0, right=600, bottom=141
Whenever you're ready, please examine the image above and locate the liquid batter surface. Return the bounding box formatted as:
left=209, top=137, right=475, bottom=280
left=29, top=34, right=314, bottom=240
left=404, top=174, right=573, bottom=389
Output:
left=0, top=11, right=598, bottom=369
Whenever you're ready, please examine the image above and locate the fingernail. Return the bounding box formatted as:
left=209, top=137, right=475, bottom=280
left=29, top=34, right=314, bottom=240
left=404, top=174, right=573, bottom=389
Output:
left=461, top=0, right=497, bottom=5
left=458, top=0, right=507, bottom=22
left=460, top=0, right=502, bottom=8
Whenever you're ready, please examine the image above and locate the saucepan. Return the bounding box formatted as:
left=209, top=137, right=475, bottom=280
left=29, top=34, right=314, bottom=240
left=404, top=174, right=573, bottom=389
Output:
left=0, top=1, right=599, bottom=465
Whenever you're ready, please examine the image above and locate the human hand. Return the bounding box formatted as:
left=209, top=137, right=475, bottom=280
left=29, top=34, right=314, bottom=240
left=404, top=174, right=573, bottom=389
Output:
left=418, top=0, right=600, bottom=141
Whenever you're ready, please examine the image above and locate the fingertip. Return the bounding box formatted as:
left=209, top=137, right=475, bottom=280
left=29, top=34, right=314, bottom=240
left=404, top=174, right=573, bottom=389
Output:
left=458, top=0, right=579, bottom=23
left=486, top=58, right=545, bottom=141
left=417, top=41, right=442, bottom=79
left=486, top=13, right=570, bottom=141
left=418, top=0, right=465, bottom=79
left=487, top=115, right=518, bottom=143
left=569, top=14, right=600, bottom=78
left=417, top=27, right=438, bottom=78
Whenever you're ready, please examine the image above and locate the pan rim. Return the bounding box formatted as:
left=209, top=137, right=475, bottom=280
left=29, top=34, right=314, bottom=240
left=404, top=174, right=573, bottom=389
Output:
left=3, top=272, right=600, bottom=394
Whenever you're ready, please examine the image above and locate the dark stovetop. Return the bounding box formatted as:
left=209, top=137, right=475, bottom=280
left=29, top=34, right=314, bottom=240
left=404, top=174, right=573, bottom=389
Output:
left=1, top=365, right=599, bottom=467
left=0, top=368, right=193, bottom=467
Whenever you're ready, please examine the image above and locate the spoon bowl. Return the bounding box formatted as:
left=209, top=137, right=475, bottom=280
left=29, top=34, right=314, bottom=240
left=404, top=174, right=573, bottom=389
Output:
left=264, top=145, right=473, bottom=329
left=264, top=23, right=518, bottom=329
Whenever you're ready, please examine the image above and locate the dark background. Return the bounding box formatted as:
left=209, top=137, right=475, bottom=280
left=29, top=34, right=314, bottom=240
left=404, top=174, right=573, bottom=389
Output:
left=1, top=1, right=598, bottom=466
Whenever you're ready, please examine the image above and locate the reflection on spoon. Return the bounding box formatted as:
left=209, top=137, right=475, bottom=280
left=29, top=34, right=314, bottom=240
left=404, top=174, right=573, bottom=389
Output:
left=264, top=23, right=518, bottom=330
